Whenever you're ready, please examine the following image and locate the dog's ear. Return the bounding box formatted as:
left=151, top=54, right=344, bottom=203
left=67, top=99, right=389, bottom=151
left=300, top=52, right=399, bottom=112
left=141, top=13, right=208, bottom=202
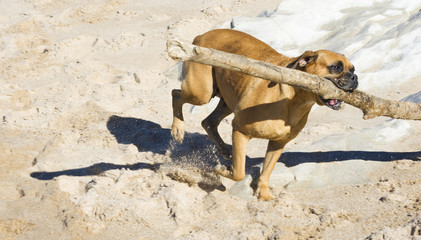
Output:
left=287, top=51, right=318, bottom=69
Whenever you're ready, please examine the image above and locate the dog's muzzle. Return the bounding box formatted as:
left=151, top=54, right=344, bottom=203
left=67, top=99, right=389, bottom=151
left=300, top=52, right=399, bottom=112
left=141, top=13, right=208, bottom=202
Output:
left=322, top=73, right=358, bottom=110
left=327, top=72, right=359, bottom=92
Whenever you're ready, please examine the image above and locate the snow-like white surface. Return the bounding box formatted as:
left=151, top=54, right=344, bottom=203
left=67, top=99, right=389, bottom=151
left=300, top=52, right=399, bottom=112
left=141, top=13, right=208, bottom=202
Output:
left=188, top=0, right=421, bottom=154
left=229, top=0, right=421, bottom=152
left=181, top=0, right=421, bottom=191
left=217, top=0, right=421, bottom=190
left=232, top=0, right=421, bottom=91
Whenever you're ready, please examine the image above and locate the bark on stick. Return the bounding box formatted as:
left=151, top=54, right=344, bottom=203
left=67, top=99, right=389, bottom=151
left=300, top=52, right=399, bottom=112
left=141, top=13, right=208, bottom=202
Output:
left=167, top=39, right=421, bottom=120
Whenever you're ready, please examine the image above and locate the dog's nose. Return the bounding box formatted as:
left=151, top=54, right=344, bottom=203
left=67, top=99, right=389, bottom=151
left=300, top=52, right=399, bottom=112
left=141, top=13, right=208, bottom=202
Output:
left=350, top=74, right=358, bottom=83
left=350, top=74, right=358, bottom=90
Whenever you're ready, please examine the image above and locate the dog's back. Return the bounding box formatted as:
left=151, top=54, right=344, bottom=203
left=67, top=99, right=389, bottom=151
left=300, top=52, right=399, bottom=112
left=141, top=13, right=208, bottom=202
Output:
left=190, top=29, right=294, bottom=110
left=193, top=29, right=286, bottom=64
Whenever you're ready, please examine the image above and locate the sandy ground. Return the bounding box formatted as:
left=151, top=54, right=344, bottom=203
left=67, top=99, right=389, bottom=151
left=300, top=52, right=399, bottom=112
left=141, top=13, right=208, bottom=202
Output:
left=1, top=0, right=421, bottom=239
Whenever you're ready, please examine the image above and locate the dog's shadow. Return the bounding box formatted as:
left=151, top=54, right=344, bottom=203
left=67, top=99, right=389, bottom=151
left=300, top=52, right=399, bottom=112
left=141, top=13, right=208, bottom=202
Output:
left=106, top=115, right=173, bottom=155
left=105, top=115, right=226, bottom=164
left=281, top=150, right=421, bottom=167
left=31, top=115, right=233, bottom=192
left=105, top=115, right=421, bottom=164
left=31, top=115, right=421, bottom=192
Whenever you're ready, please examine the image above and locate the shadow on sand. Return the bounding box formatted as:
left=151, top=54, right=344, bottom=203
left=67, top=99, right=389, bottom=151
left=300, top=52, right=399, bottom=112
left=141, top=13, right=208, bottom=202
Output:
left=30, top=115, right=226, bottom=192
left=280, top=150, right=421, bottom=167
left=31, top=115, right=421, bottom=182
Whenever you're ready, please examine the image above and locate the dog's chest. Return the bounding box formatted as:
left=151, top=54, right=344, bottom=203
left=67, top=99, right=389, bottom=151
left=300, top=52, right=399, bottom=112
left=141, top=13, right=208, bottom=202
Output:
left=232, top=85, right=314, bottom=141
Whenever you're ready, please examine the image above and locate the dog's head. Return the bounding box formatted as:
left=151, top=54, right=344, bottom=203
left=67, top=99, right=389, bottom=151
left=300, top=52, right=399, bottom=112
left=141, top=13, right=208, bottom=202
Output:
left=287, top=50, right=358, bottom=110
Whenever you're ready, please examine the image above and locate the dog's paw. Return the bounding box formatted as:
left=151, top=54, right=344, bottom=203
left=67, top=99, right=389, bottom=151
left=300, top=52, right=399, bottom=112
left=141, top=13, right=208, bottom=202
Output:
left=215, top=165, right=232, bottom=178
left=219, top=148, right=232, bottom=161
left=171, top=128, right=184, bottom=143
left=171, top=122, right=185, bottom=143
left=255, top=186, right=275, bottom=201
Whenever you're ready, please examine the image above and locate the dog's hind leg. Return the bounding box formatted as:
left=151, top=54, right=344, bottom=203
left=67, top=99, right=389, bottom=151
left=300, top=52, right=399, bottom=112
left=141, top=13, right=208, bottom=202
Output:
left=171, top=62, right=214, bottom=143
left=171, top=89, right=186, bottom=143
left=202, top=98, right=233, bottom=160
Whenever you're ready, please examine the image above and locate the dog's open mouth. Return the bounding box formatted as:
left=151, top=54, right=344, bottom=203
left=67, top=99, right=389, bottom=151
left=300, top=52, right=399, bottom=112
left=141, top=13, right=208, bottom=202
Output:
left=320, top=97, right=343, bottom=110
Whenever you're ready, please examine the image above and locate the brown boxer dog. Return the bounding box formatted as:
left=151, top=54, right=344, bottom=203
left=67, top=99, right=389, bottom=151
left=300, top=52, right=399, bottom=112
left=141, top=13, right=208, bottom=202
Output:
left=171, top=29, right=358, bottom=200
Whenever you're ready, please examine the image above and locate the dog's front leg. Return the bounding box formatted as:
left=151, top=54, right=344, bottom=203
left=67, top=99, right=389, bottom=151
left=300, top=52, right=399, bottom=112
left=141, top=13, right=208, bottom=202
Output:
left=216, top=130, right=249, bottom=181
left=256, top=140, right=285, bottom=201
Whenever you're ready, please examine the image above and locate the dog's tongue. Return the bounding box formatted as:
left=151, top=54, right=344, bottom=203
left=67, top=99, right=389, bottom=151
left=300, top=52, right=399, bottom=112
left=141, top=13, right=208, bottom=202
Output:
left=329, top=99, right=339, bottom=106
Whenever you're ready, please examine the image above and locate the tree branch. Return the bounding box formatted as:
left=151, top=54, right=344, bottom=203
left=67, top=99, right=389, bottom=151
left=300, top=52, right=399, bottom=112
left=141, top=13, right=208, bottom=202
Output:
left=167, top=39, right=421, bottom=120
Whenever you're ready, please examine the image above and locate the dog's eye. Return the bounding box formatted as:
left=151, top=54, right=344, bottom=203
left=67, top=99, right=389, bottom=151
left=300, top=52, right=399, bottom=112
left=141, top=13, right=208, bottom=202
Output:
left=328, top=62, right=343, bottom=73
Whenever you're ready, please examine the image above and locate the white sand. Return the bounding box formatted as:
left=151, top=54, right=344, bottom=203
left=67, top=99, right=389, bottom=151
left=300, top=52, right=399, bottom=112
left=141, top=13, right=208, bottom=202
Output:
left=1, top=0, right=421, bottom=239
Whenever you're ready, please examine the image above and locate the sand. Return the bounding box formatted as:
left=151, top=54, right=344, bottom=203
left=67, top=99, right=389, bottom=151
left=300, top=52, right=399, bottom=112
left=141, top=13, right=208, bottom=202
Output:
left=1, top=0, right=421, bottom=239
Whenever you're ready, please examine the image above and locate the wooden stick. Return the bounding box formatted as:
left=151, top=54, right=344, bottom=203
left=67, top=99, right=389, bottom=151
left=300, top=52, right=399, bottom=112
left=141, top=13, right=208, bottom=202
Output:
left=167, top=39, right=421, bottom=120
